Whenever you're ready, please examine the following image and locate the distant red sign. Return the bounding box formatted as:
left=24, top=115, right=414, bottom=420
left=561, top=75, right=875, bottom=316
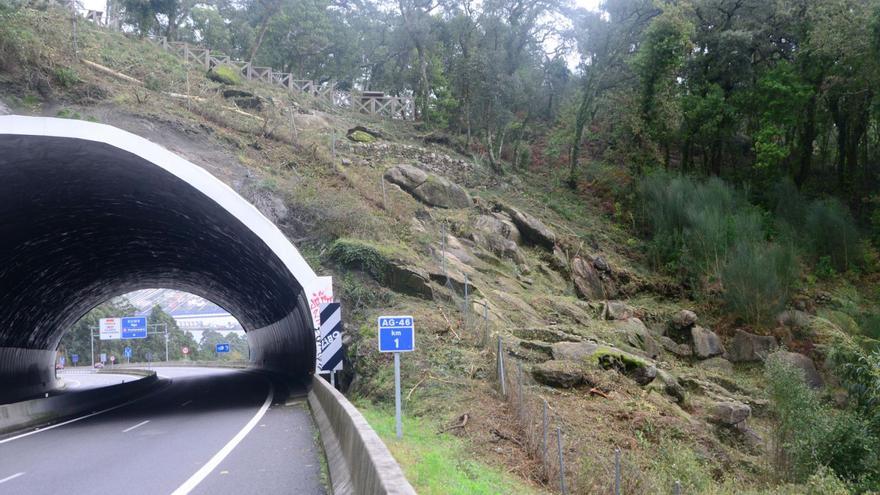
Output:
left=182, top=346, right=190, bottom=355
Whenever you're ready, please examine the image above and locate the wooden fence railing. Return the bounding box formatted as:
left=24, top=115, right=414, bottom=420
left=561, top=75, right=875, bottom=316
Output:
left=145, top=36, right=414, bottom=121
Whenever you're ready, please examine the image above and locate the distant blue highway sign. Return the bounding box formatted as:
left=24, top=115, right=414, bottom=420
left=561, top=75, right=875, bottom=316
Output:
left=121, top=317, right=148, bottom=339
left=123, top=347, right=132, bottom=358
left=216, top=343, right=230, bottom=353
left=71, top=354, right=79, bottom=364
left=378, top=316, right=415, bottom=352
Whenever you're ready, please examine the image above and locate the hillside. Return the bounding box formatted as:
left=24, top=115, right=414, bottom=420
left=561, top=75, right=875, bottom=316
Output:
left=3, top=7, right=880, bottom=494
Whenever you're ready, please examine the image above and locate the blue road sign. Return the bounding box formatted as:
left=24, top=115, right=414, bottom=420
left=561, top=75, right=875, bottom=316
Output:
left=71, top=354, right=79, bottom=364
left=123, top=347, right=132, bottom=358
left=121, top=317, right=148, bottom=339
left=216, top=343, right=230, bottom=353
left=377, top=316, right=415, bottom=353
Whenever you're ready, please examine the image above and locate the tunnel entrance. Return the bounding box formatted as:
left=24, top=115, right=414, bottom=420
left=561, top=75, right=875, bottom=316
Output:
left=0, top=116, right=326, bottom=403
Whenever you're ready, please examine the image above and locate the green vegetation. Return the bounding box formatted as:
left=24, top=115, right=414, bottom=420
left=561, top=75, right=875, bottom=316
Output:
left=326, top=238, right=390, bottom=280
left=765, top=349, right=880, bottom=490
left=207, top=65, right=242, bottom=86
left=358, top=404, right=541, bottom=495
left=348, top=130, right=375, bottom=143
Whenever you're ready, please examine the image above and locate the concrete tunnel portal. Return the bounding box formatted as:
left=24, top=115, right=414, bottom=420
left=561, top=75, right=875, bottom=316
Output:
left=0, top=116, right=323, bottom=403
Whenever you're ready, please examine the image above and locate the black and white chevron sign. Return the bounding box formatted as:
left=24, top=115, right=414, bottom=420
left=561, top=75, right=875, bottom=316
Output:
left=317, top=302, right=343, bottom=373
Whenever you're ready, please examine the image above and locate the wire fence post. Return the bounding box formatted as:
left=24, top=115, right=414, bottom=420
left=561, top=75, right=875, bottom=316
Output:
left=497, top=335, right=506, bottom=397
left=381, top=176, right=387, bottom=210
left=463, top=274, right=469, bottom=334
left=517, top=362, right=524, bottom=417
left=673, top=480, right=682, bottom=495
left=557, top=427, right=566, bottom=495
left=482, top=303, right=489, bottom=348
left=542, top=398, right=549, bottom=471
left=614, top=448, right=621, bottom=495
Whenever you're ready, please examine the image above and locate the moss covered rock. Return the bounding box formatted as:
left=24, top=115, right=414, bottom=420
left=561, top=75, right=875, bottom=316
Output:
left=207, top=65, right=243, bottom=85
left=327, top=238, right=432, bottom=299
left=349, top=130, right=376, bottom=143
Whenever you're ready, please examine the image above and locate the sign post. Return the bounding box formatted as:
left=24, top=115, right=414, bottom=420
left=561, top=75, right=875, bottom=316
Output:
left=124, top=346, right=132, bottom=363
left=378, top=316, right=415, bottom=439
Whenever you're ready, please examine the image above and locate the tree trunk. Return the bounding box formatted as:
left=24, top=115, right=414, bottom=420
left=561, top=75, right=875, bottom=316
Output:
left=795, top=92, right=817, bottom=187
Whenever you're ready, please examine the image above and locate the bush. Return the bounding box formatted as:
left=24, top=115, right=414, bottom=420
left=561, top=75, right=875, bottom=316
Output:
left=722, top=241, right=797, bottom=324
left=53, top=66, right=79, bottom=88
left=766, top=349, right=880, bottom=486
left=804, top=199, right=861, bottom=273
left=327, top=238, right=389, bottom=280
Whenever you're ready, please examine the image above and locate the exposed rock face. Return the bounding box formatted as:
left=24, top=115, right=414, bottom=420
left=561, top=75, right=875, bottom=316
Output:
left=503, top=206, right=556, bottom=248
left=712, top=401, right=751, bottom=425
left=513, top=327, right=581, bottom=343
left=655, top=370, right=686, bottom=402
left=472, top=231, right=525, bottom=264
left=691, top=326, right=725, bottom=359
left=550, top=245, right=569, bottom=274
left=384, top=164, right=472, bottom=208
left=385, top=261, right=434, bottom=300
left=777, top=309, right=811, bottom=329
left=728, top=330, right=778, bottom=362
left=696, top=357, right=734, bottom=374
left=551, top=341, right=599, bottom=361
left=473, top=213, right=522, bottom=245
left=0, top=100, right=10, bottom=116
left=571, top=256, right=606, bottom=300
left=671, top=310, right=698, bottom=330
left=612, top=318, right=660, bottom=358
left=632, top=364, right=658, bottom=386
left=532, top=360, right=584, bottom=388
left=774, top=351, right=824, bottom=388
left=603, top=301, right=634, bottom=320
left=660, top=336, right=693, bottom=357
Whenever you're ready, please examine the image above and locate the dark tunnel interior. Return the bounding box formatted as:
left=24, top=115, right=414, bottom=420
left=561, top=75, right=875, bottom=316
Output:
left=0, top=132, right=316, bottom=403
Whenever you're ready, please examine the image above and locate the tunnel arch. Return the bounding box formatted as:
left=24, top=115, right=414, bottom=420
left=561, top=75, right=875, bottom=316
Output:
left=0, top=116, right=323, bottom=402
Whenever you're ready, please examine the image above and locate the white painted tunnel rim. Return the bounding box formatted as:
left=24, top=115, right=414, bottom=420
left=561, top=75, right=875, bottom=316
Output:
left=0, top=115, right=319, bottom=299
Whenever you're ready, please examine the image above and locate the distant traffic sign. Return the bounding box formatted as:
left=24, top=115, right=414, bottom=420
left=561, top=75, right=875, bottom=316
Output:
left=99, top=318, right=122, bottom=340
left=378, top=316, right=415, bottom=353
left=123, top=347, right=132, bottom=358
left=121, top=317, right=148, bottom=339
left=182, top=346, right=190, bottom=355
left=71, top=354, right=79, bottom=364
left=215, top=343, right=230, bottom=353
left=100, top=353, right=107, bottom=363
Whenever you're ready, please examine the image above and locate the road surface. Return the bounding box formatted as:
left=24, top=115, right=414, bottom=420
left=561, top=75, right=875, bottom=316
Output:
left=0, top=367, right=327, bottom=494
left=58, top=370, right=142, bottom=390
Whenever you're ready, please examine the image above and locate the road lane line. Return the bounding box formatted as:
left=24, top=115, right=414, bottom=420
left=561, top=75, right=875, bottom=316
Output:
left=122, top=420, right=150, bottom=433
left=180, top=400, right=193, bottom=407
left=0, top=380, right=171, bottom=445
left=0, top=472, right=24, bottom=484
left=170, top=381, right=274, bottom=495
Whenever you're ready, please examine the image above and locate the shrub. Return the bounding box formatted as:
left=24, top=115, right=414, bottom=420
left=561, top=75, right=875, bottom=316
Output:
left=721, top=241, right=797, bottom=325
left=327, top=238, right=389, bottom=280
left=53, top=66, right=79, bottom=88
left=805, top=199, right=861, bottom=272
left=766, top=349, right=880, bottom=486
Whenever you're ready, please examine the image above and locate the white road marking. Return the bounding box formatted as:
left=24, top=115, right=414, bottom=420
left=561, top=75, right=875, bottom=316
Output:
left=0, top=382, right=168, bottom=445
left=122, top=420, right=150, bottom=433
left=0, top=472, right=25, bottom=484
left=170, top=381, right=274, bottom=495
left=180, top=400, right=193, bottom=407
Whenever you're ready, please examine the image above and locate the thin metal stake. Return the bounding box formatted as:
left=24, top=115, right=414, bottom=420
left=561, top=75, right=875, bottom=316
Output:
left=542, top=399, right=549, bottom=469
left=615, top=448, right=621, bottom=495
left=463, top=274, right=469, bottom=333
left=497, top=335, right=506, bottom=397
left=557, top=427, right=566, bottom=495
left=482, top=303, right=489, bottom=348
left=673, top=480, right=681, bottom=495
left=394, top=352, right=402, bottom=438
left=517, top=362, right=524, bottom=418
left=381, top=177, right=387, bottom=210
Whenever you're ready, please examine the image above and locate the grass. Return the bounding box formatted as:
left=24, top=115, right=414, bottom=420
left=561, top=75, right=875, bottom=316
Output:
left=358, top=402, right=545, bottom=495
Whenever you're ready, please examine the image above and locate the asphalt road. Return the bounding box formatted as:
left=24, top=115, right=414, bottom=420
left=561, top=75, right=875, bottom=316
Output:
left=0, top=368, right=327, bottom=495
left=58, top=371, right=141, bottom=390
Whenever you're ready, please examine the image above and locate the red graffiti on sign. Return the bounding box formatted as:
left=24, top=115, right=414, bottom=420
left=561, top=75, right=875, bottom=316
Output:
left=310, top=289, right=334, bottom=326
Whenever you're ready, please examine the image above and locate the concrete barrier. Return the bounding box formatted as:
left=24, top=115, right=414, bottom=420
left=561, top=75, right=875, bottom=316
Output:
left=308, top=375, right=416, bottom=495
left=0, top=371, right=164, bottom=436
